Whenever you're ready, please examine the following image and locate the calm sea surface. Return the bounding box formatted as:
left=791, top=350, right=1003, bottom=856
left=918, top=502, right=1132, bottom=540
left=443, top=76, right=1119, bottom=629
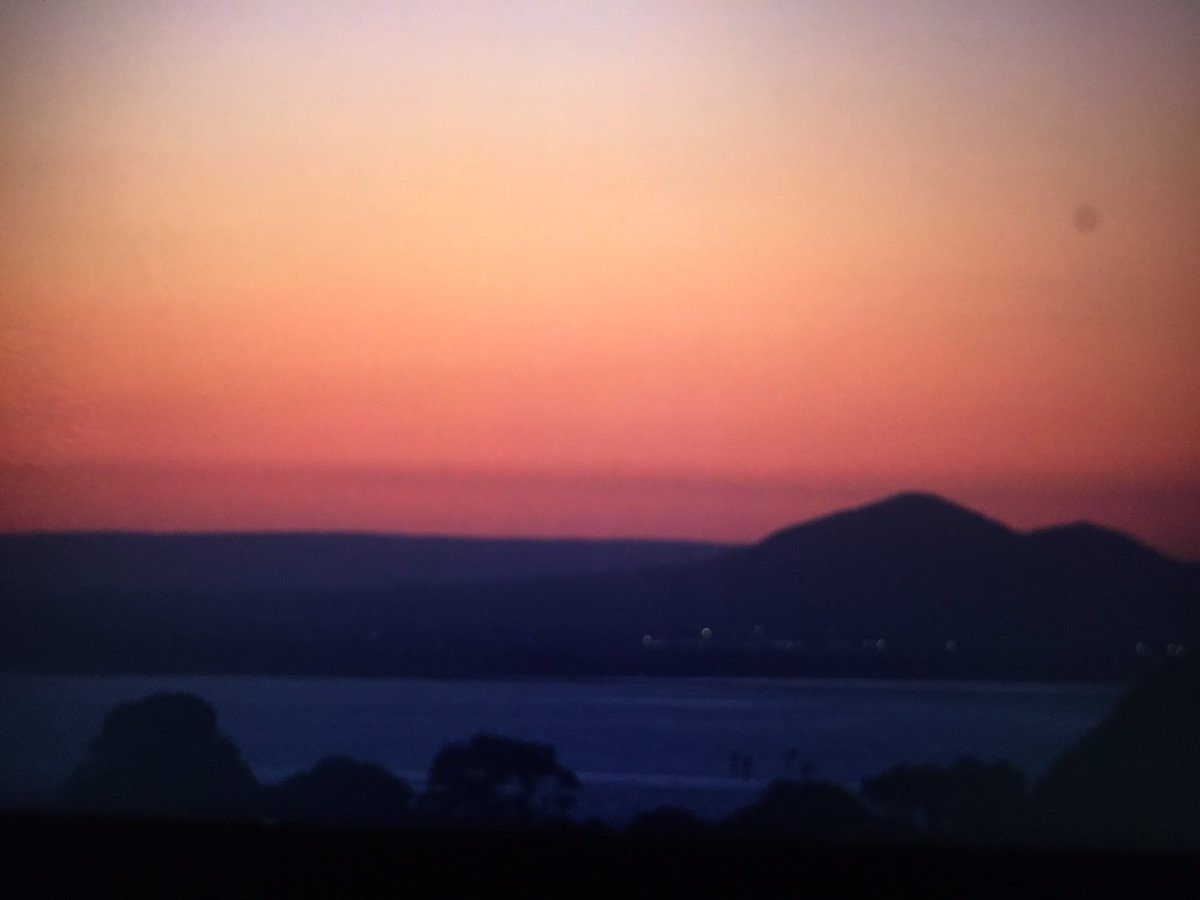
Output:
left=0, top=674, right=1123, bottom=824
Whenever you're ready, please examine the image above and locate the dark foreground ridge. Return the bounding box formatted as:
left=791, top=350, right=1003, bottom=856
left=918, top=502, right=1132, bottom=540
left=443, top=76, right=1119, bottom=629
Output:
left=8, top=812, right=1197, bottom=898
left=2, top=492, right=1197, bottom=681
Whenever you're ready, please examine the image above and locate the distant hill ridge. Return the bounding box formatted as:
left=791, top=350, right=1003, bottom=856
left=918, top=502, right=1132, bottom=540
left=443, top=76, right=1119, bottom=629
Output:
left=763, top=492, right=1176, bottom=563
left=0, top=531, right=731, bottom=594
left=2, top=492, right=1188, bottom=596
left=2, top=492, right=1196, bottom=681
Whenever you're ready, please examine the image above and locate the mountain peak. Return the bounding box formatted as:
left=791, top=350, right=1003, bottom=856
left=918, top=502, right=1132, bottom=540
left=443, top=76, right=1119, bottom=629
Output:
left=866, top=491, right=968, bottom=514
left=1025, top=520, right=1176, bottom=566
left=758, top=491, right=1015, bottom=553
left=825, top=491, right=1010, bottom=532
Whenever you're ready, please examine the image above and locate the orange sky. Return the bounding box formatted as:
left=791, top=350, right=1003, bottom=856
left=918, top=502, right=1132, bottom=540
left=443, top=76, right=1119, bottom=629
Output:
left=2, top=2, right=1198, bottom=556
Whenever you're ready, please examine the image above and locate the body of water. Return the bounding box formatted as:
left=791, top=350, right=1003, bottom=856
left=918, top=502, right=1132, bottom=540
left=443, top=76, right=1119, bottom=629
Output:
left=0, top=674, right=1123, bottom=824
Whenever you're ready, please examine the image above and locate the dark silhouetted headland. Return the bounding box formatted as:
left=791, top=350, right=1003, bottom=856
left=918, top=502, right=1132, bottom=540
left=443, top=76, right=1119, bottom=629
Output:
left=1033, top=656, right=1200, bottom=849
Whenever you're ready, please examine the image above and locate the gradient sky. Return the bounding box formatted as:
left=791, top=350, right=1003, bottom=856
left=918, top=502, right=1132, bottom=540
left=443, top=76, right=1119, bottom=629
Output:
left=2, top=2, right=1198, bottom=556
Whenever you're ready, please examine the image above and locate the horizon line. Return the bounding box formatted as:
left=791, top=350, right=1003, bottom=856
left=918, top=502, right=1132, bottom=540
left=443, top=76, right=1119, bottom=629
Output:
left=2, top=490, right=1190, bottom=564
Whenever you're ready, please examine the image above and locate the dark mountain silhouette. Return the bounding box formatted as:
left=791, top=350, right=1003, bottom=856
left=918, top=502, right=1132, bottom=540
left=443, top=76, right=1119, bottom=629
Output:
left=2, top=493, right=1196, bottom=680
left=1024, top=520, right=1175, bottom=570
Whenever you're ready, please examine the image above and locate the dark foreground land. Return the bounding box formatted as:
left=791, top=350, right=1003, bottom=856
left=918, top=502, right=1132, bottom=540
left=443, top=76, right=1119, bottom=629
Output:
left=5, top=811, right=1198, bottom=899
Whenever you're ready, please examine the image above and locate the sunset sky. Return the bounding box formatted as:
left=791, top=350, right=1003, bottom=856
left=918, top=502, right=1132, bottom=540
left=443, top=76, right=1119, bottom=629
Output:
left=1, top=2, right=1198, bottom=556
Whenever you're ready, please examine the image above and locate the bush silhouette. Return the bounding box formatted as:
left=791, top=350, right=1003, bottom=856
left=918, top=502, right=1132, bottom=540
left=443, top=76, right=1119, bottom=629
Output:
left=263, top=756, right=414, bottom=826
left=420, top=733, right=581, bottom=826
left=860, top=763, right=951, bottom=830
left=941, top=757, right=1028, bottom=841
left=861, top=756, right=1026, bottom=840
left=62, top=693, right=259, bottom=821
left=722, top=780, right=886, bottom=841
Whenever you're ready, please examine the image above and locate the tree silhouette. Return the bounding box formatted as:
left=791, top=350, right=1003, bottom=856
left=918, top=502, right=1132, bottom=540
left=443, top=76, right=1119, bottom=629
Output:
left=263, top=756, right=414, bottom=827
left=61, top=693, right=259, bottom=821
left=419, top=733, right=581, bottom=826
